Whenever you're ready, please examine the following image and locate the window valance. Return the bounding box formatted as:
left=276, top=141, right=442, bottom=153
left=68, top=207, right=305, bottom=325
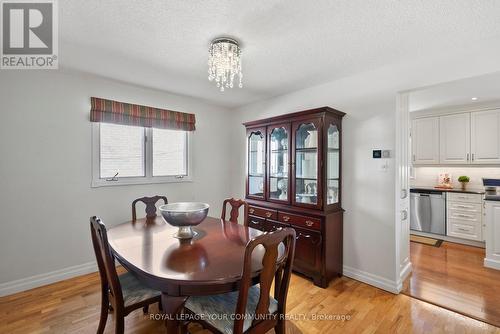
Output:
left=90, top=97, right=196, bottom=131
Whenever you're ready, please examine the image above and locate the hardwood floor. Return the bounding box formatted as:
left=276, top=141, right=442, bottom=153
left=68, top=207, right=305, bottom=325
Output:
left=1, top=270, right=499, bottom=334
left=403, top=241, right=500, bottom=328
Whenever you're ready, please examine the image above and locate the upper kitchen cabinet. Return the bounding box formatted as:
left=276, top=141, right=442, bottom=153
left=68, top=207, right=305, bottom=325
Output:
left=412, top=117, right=440, bottom=165
left=411, top=107, right=500, bottom=166
left=471, top=109, right=500, bottom=164
left=439, top=113, right=470, bottom=164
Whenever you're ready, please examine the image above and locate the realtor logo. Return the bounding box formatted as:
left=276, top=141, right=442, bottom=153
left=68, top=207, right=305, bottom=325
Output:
left=1, top=0, right=58, bottom=69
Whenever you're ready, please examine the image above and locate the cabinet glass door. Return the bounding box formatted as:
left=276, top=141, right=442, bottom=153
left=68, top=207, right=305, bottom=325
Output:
left=294, top=122, right=319, bottom=205
left=327, top=124, right=340, bottom=205
left=248, top=129, right=265, bottom=198
left=268, top=126, right=289, bottom=202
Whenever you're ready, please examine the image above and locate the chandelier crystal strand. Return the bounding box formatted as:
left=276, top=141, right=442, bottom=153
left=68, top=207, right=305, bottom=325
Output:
left=208, top=38, right=243, bottom=92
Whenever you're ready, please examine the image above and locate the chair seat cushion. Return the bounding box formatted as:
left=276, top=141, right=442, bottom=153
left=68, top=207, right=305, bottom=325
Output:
left=119, top=272, right=159, bottom=307
left=184, top=285, right=278, bottom=334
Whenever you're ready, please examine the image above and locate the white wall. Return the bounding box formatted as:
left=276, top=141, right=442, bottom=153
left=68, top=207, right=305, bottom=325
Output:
left=412, top=167, right=500, bottom=189
left=229, top=40, right=500, bottom=291
left=0, top=70, right=232, bottom=287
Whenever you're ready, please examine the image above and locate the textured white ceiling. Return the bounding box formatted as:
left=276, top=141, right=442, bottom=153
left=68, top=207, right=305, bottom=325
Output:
left=59, top=0, right=500, bottom=107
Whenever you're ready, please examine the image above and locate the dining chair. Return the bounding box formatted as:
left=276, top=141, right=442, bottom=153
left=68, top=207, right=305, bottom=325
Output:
left=221, top=198, right=249, bottom=225
left=132, top=195, right=168, bottom=221
left=90, top=216, right=161, bottom=334
left=184, top=227, right=296, bottom=334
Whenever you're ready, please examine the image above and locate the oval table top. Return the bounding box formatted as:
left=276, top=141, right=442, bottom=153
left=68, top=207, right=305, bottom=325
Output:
left=108, top=216, right=267, bottom=296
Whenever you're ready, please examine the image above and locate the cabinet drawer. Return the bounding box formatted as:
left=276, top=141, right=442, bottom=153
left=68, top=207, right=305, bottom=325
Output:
left=447, top=219, right=481, bottom=241
left=248, top=206, right=277, bottom=220
left=448, top=202, right=482, bottom=213
left=278, top=212, right=321, bottom=230
left=447, top=209, right=482, bottom=223
left=267, top=220, right=290, bottom=232
left=447, top=193, right=483, bottom=204
left=247, top=216, right=267, bottom=232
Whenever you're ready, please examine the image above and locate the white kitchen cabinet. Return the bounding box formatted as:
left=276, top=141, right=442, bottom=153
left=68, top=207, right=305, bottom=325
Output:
left=484, top=200, right=500, bottom=270
left=439, top=113, right=470, bottom=164
left=411, top=117, right=439, bottom=165
left=471, top=109, right=500, bottom=164
left=447, top=193, right=483, bottom=242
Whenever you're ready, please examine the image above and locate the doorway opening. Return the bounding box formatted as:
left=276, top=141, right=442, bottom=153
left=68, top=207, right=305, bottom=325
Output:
left=397, top=72, right=500, bottom=327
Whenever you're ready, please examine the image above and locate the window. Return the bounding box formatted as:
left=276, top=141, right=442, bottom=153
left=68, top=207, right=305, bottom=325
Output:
left=92, top=123, right=190, bottom=187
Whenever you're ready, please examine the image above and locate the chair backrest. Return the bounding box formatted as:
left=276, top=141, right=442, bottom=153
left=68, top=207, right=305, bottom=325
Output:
left=221, top=198, right=249, bottom=225
left=233, top=228, right=296, bottom=334
left=90, top=216, right=124, bottom=308
left=132, top=196, right=168, bottom=221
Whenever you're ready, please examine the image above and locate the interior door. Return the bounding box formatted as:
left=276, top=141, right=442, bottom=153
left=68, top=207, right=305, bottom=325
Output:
left=411, top=117, right=439, bottom=165
left=292, top=119, right=322, bottom=209
left=246, top=127, right=266, bottom=200
left=267, top=123, right=291, bottom=204
left=471, top=109, right=500, bottom=164
left=439, top=113, right=470, bottom=164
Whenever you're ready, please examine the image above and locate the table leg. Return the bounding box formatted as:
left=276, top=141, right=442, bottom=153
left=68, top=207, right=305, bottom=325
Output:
left=161, top=293, right=187, bottom=334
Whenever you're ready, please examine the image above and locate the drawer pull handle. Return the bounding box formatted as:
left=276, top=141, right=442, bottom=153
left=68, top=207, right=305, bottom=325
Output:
left=251, top=220, right=260, bottom=225
left=305, top=220, right=314, bottom=227
left=457, top=227, right=470, bottom=232
left=296, top=233, right=311, bottom=239
left=283, top=216, right=290, bottom=222
left=249, top=208, right=255, bottom=214
left=456, top=214, right=473, bottom=218
left=456, top=205, right=473, bottom=209
left=265, top=212, right=273, bottom=218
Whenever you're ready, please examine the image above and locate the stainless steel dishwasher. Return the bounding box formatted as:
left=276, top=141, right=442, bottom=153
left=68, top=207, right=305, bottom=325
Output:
left=410, top=189, right=446, bottom=235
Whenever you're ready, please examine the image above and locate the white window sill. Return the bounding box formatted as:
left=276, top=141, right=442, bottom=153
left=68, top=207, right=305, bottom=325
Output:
left=91, top=176, right=193, bottom=188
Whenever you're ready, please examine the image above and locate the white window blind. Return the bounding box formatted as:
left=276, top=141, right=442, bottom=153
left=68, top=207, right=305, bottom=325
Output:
left=153, top=128, right=187, bottom=176
left=99, top=123, right=145, bottom=178
left=93, top=123, right=191, bottom=187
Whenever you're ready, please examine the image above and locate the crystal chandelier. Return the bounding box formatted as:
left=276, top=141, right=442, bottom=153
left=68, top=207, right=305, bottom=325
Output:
left=208, top=37, right=243, bottom=92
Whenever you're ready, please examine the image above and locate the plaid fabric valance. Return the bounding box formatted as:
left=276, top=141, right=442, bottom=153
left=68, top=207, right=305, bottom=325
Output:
left=90, top=97, right=196, bottom=131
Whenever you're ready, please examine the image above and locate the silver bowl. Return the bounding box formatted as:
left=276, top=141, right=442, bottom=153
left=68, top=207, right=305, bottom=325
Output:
left=159, top=202, right=209, bottom=239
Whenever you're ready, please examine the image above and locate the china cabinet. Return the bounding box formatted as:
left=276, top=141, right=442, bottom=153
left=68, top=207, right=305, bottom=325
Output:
left=244, top=107, right=345, bottom=287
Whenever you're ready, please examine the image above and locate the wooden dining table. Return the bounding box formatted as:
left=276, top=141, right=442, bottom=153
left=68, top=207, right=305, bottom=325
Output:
left=107, top=216, right=268, bottom=334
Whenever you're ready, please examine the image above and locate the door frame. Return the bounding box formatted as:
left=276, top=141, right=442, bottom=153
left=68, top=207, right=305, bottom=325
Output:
left=395, top=91, right=412, bottom=292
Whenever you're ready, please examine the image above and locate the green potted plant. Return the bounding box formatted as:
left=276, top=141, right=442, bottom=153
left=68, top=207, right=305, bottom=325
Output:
left=458, top=176, right=470, bottom=190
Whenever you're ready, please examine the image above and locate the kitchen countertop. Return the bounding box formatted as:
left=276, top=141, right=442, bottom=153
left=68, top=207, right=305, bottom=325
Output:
left=410, top=185, right=486, bottom=195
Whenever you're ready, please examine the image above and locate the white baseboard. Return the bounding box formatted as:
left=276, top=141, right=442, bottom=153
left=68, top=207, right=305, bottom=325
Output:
left=343, top=265, right=400, bottom=294
left=0, top=262, right=97, bottom=297
left=396, top=261, right=412, bottom=292
left=484, top=258, right=500, bottom=270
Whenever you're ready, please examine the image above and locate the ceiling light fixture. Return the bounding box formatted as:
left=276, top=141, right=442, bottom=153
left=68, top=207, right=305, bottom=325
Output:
left=208, top=37, right=242, bottom=92
left=471, top=97, right=478, bottom=101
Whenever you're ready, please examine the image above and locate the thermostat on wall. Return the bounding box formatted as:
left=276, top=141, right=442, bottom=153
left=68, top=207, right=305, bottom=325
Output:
left=373, top=149, right=391, bottom=159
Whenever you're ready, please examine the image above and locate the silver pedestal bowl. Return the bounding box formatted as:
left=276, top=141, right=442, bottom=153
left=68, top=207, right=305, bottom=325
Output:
left=159, top=202, right=210, bottom=239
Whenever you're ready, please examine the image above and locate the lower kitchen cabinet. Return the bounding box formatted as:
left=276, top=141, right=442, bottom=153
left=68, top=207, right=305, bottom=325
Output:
left=446, top=193, right=484, bottom=241
left=247, top=203, right=342, bottom=288
left=484, top=200, right=500, bottom=270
